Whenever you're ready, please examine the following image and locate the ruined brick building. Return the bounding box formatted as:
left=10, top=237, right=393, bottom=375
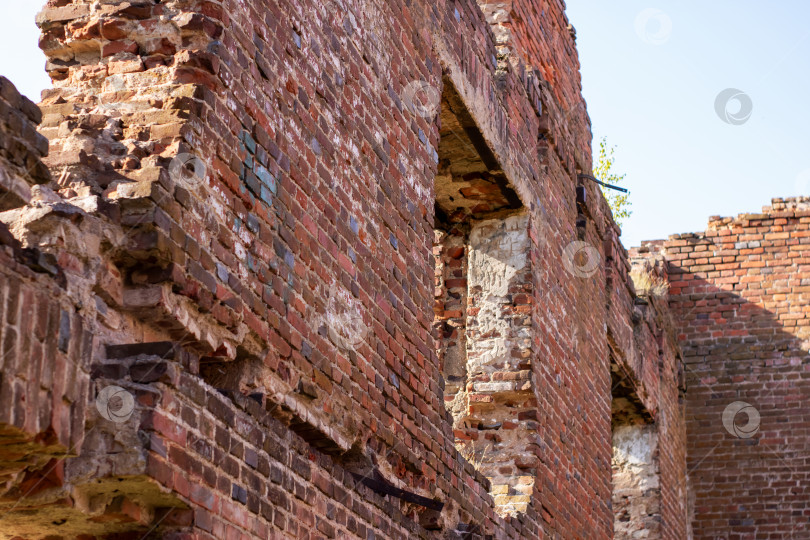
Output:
left=0, top=0, right=807, bottom=538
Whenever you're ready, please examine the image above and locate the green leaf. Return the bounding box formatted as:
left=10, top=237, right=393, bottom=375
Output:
left=593, top=137, right=632, bottom=230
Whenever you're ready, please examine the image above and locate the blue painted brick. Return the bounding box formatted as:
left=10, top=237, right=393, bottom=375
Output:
left=242, top=131, right=257, bottom=154
left=246, top=214, right=260, bottom=233
left=245, top=171, right=261, bottom=196
left=255, top=164, right=275, bottom=190
left=260, top=184, right=274, bottom=205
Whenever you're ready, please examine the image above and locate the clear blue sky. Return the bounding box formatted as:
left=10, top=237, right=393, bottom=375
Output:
left=3, top=2, right=809, bottom=247
left=1, top=3, right=50, bottom=103
left=567, top=1, right=810, bottom=246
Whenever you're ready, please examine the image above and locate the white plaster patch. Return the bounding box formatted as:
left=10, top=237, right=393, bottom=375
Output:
left=612, top=422, right=661, bottom=539
left=468, top=214, right=529, bottom=297
left=467, top=213, right=529, bottom=372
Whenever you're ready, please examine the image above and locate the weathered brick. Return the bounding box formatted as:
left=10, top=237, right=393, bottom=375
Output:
left=0, top=2, right=802, bottom=540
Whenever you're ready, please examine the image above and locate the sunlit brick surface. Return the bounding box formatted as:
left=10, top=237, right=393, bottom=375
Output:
left=1, top=1, right=803, bottom=539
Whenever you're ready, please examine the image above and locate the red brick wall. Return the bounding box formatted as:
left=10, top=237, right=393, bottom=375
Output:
left=0, top=77, right=84, bottom=496
left=664, top=198, right=810, bottom=539
left=0, top=224, right=92, bottom=520
left=0, top=1, right=689, bottom=538
left=622, top=244, right=689, bottom=540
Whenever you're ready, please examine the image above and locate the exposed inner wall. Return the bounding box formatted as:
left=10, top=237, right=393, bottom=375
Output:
left=612, top=423, right=660, bottom=539
left=465, top=214, right=535, bottom=515
left=0, top=0, right=689, bottom=539
left=660, top=197, right=810, bottom=540
left=434, top=211, right=536, bottom=516
left=611, top=373, right=662, bottom=540
left=434, top=223, right=469, bottom=410
left=432, top=78, right=536, bottom=517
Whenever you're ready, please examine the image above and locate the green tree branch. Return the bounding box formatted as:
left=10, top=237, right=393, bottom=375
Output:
left=593, top=136, right=632, bottom=230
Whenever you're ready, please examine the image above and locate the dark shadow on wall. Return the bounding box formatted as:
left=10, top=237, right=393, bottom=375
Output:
left=669, top=271, right=810, bottom=539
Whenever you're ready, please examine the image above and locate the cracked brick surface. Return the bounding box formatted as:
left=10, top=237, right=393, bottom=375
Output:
left=18, top=0, right=810, bottom=538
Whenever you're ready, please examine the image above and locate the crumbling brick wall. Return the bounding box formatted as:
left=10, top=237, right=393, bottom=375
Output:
left=662, top=198, right=810, bottom=539
left=0, top=234, right=93, bottom=537
left=0, top=0, right=691, bottom=538
left=0, top=77, right=51, bottom=209
left=0, top=83, right=95, bottom=533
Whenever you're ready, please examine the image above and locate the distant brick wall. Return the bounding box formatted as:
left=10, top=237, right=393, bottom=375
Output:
left=663, top=198, right=810, bottom=539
